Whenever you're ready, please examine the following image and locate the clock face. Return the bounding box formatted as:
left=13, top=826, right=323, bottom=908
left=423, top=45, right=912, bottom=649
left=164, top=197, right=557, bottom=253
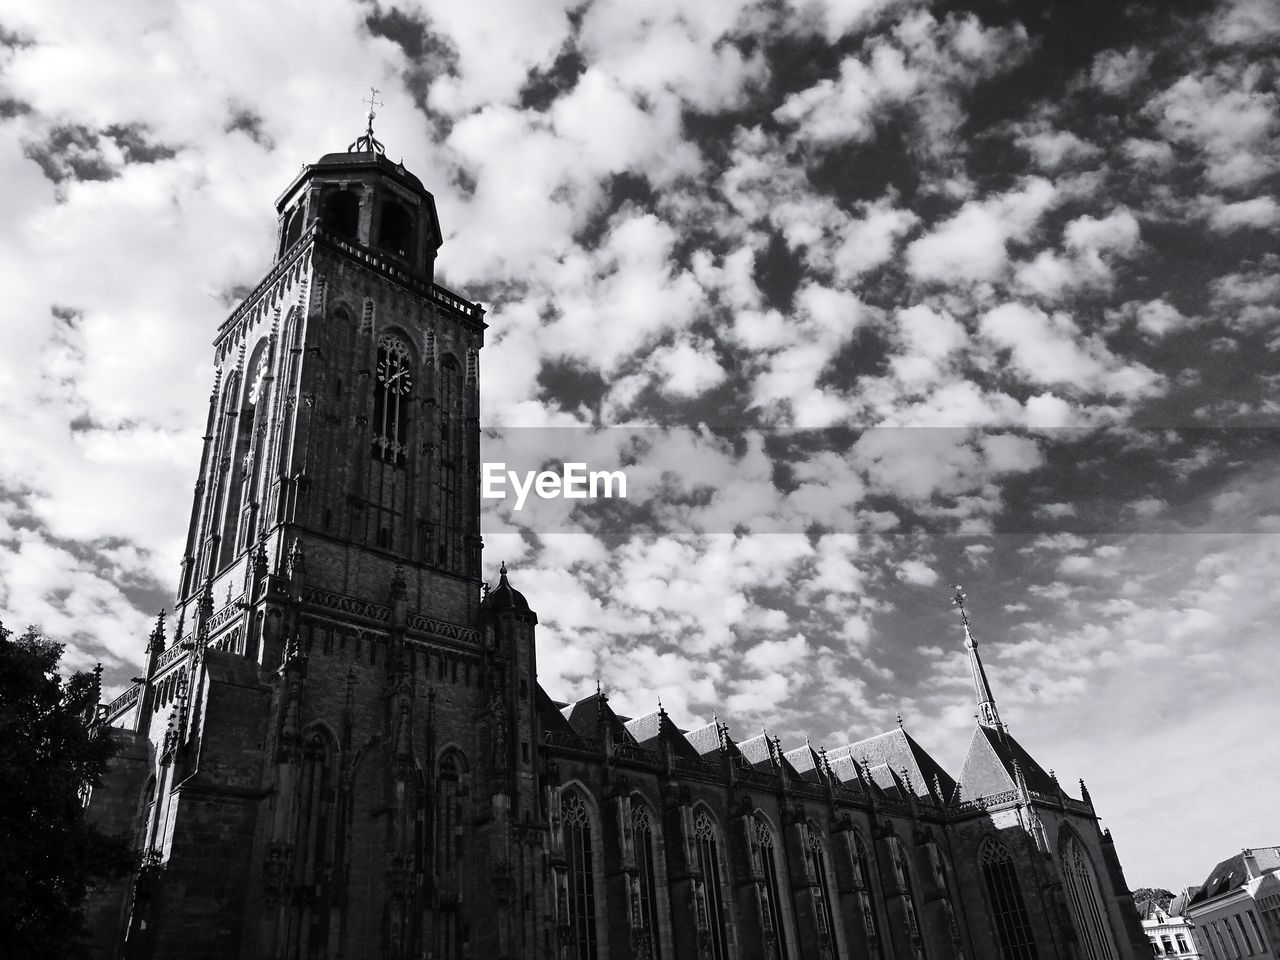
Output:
left=377, top=358, right=413, bottom=394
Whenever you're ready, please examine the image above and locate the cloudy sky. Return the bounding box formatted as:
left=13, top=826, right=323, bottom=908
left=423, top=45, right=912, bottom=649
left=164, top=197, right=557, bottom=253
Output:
left=1, top=0, right=1277, bottom=889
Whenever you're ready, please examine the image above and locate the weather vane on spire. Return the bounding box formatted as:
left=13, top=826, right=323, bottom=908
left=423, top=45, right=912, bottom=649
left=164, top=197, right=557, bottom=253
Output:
left=349, top=85, right=386, bottom=156
left=951, top=583, right=1005, bottom=731
left=951, top=584, right=972, bottom=629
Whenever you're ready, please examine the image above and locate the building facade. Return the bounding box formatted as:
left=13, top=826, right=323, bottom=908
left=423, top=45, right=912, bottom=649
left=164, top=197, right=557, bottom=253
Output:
left=1136, top=899, right=1200, bottom=958
left=1184, top=848, right=1280, bottom=960
left=85, top=128, right=1150, bottom=960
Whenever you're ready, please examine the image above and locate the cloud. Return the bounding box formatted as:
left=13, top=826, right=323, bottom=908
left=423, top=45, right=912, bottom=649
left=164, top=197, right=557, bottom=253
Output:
left=906, top=178, right=1056, bottom=284
left=980, top=302, right=1164, bottom=399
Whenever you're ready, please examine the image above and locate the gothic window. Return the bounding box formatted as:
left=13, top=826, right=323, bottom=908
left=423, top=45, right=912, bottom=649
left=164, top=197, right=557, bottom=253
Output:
left=563, top=791, right=599, bottom=960
left=632, top=798, right=663, bottom=960
left=852, top=831, right=883, bottom=958
left=889, top=835, right=926, bottom=960
left=1060, top=832, right=1118, bottom=960
left=322, top=190, right=359, bottom=241
left=695, top=811, right=731, bottom=960
left=755, top=816, right=791, bottom=960
left=980, top=838, right=1040, bottom=960
left=807, top=823, right=839, bottom=958
left=438, top=354, right=461, bottom=568
left=372, top=335, right=412, bottom=466
left=298, top=732, right=335, bottom=898
left=280, top=206, right=303, bottom=257
left=377, top=199, right=413, bottom=257
left=436, top=750, right=467, bottom=873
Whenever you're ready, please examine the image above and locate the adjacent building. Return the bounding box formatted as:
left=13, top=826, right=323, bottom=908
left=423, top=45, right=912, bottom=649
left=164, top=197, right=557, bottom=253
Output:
left=1185, top=848, right=1280, bottom=960
left=1136, top=897, right=1200, bottom=958
left=84, top=122, right=1151, bottom=960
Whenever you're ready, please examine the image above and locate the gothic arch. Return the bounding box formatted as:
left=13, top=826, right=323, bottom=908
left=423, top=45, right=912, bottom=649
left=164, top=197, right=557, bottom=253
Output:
left=844, top=825, right=885, bottom=957
left=628, top=791, right=672, bottom=960
left=885, top=827, right=927, bottom=960
left=559, top=782, right=607, bottom=960
left=691, top=804, right=735, bottom=960
left=805, top=820, right=844, bottom=960
left=751, top=810, right=798, bottom=960
left=371, top=331, right=416, bottom=467
left=979, top=836, right=1040, bottom=960
left=1057, top=827, right=1119, bottom=960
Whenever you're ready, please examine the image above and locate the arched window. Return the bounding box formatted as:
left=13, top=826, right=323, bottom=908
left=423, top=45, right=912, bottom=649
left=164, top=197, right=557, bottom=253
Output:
left=695, top=811, right=731, bottom=960
left=889, top=835, right=926, bottom=960
left=755, top=816, right=791, bottom=960
left=280, top=206, right=304, bottom=257
left=807, top=823, right=839, bottom=957
left=632, top=799, right=663, bottom=959
left=981, top=838, right=1040, bottom=960
left=1060, top=833, right=1118, bottom=960
left=436, top=750, right=466, bottom=872
left=563, top=791, right=599, bottom=960
left=322, top=190, right=359, bottom=241
left=372, top=335, right=412, bottom=466
left=437, top=354, right=461, bottom=567
left=298, top=732, right=335, bottom=895
left=851, top=831, right=883, bottom=958
left=377, top=200, right=414, bottom=257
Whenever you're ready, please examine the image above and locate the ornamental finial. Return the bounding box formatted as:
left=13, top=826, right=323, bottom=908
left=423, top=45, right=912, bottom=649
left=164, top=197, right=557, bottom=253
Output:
left=349, top=86, right=386, bottom=156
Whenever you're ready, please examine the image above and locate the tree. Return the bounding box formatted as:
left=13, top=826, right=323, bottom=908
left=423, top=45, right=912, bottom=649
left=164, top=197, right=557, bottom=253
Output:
left=1132, top=887, right=1175, bottom=910
left=0, top=622, right=135, bottom=960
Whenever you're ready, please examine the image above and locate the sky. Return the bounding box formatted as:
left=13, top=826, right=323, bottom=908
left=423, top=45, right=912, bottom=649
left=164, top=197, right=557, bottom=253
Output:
left=0, top=0, right=1277, bottom=890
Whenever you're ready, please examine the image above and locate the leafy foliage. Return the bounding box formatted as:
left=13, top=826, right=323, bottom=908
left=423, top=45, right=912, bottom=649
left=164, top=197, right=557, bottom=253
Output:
left=1132, top=887, right=1175, bottom=910
left=0, top=623, right=135, bottom=959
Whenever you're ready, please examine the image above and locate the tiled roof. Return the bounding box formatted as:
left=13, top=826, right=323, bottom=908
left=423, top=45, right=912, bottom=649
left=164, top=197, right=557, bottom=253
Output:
left=537, top=684, right=579, bottom=740
left=827, top=727, right=956, bottom=804
left=685, top=721, right=723, bottom=757
left=1189, top=847, right=1280, bottom=906
left=559, top=692, right=634, bottom=744
left=623, top=709, right=702, bottom=760
left=954, top=725, right=1062, bottom=803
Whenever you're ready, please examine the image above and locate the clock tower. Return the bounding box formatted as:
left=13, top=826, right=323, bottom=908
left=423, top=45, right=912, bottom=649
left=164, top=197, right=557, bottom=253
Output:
left=93, top=113, right=550, bottom=960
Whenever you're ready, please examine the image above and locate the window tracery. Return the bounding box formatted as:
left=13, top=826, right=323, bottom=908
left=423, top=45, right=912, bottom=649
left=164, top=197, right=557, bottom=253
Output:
left=755, top=816, right=791, bottom=960
left=372, top=335, right=412, bottom=465
left=563, top=791, right=599, bottom=960
left=1060, top=833, right=1117, bottom=960
left=981, top=838, right=1040, bottom=960
left=632, top=799, right=662, bottom=960
left=695, top=811, right=731, bottom=960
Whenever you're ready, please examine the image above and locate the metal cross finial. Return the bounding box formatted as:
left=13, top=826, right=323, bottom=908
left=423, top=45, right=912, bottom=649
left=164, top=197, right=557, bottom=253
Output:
left=363, top=86, right=383, bottom=130
left=951, top=583, right=972, bottom=628
left=349, top=86, right=387, bottom=155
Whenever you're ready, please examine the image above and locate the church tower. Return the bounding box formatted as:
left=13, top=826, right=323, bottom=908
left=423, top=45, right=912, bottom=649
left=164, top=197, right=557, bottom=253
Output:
left=92, top=106, right=549, bottom=960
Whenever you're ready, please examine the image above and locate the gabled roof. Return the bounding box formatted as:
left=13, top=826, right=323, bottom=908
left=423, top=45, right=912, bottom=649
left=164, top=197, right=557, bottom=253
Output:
left=1189, top=847, right=1280, bottom=906
left=537, top=684, right=580, bottom=740
left=827, top=727, right=956, bottom=804
left=1168, top=887, right=1199, bottom=917
left=624, top=709, right=702, bottom=760
left=783, top=743, right=826, bottom=783
left=560, top=692, right=634, bottom=744
left=685, top=721, right=724, bottom=757
left=736, top=733, right=800, bottom=779
left=955, top=724, right=1060, bottom=803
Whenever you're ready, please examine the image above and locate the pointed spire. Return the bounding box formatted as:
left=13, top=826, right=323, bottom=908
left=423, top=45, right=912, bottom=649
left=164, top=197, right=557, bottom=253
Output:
left=952, top=584, right=1004, bottom=731
left=147, top=609, right=167, bottom=654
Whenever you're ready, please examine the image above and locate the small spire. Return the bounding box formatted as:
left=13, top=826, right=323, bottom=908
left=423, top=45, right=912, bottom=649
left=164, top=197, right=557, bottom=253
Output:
left=499, top=560, right=508, bottom=577
left=952, top=584, right=1004, bottom=732
left=896, top=712, right=904, bottom=728
left=147, top=609, right=167, bottom=654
